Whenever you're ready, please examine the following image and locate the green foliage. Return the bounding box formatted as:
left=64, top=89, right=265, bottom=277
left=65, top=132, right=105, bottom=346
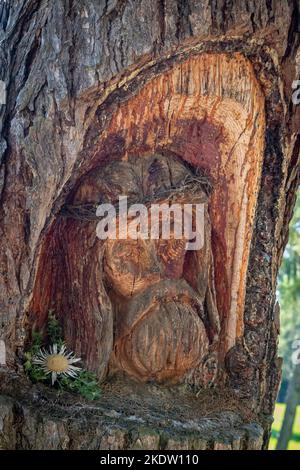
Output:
left=30, top=330, right=44, bottom=354
left=278, top=190, right=300, bottom=384
left=59, top=370, right=101, bottom=401
left=24, top=330, right=48, bottom=383
left=24, top=358, right=49, bottom=383
left=269, top=403, right=300, bottom=450
left=47, top=311, right=64, bottom=347
left=24, top=312, right=101, bottom=400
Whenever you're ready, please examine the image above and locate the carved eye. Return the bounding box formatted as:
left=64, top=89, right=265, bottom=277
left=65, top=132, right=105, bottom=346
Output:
left=103, top=239, right=161, bottom=297
left=73, top=161, right=141, bottom=205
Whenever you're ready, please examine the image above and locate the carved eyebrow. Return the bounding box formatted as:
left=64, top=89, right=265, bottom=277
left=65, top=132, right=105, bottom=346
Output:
left=60, top=174, right=208, bottom=222
left=61, top=154, right=211, bottom=222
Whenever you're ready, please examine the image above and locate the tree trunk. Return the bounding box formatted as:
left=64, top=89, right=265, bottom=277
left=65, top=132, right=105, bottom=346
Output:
left=0, top=0, right=299, bottom=450
left=276, top=362, right=300, bottom=450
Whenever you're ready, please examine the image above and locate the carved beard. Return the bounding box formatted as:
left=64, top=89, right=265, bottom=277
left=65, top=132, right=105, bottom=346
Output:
left=112, top=279, right=209, bottom=382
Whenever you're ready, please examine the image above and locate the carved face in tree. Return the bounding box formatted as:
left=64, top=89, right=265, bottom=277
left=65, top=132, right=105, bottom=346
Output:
left=32, top=153, right=220, bottom=384
left=71, top=154, right=220, bottom=382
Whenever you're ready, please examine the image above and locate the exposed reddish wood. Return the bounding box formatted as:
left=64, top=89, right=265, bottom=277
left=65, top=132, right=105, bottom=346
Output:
left=31, top=52, right=265, bottom=384
left=91, top=52, right=266, bottom=354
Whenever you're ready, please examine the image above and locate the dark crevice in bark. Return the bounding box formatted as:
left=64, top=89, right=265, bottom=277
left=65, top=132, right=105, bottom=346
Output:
left=66, top=0, right=76, bottom=124
left=157, top=0, right=166, bottom=48
left=23, top=30, right=41, bottom=85
left=4, top=0, right=41, bottom=44
left=265, top=0, right=274, bottom=24
left=283, top=0, right=299, bottom=61
left=104, top=0, right=127, bottom=22
left=0, top=0, right=42, bottom=206
left=0, top=0, right=10, bottom=31
left=222, top=0, right=234, bottom=32
left=176, top=0, right=192, bottom=41
left=250, top=12, right=256, bottom=33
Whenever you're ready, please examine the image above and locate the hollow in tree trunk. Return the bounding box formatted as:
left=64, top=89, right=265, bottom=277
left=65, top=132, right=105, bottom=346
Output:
left=0, top=0, right=299, bottom=450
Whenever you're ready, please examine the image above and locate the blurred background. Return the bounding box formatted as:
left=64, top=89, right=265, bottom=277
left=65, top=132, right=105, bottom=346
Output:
left=269, top=189, right=300, bottom=450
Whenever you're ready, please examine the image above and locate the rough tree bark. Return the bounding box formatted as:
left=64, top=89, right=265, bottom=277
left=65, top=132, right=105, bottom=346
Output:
left=0, top=0, right=299, bottom=450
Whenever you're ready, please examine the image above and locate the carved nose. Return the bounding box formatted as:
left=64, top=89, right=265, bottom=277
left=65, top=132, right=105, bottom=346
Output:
left=104, top=236, right=189, bottom=297
left=104, top=238, right=163, bottom=297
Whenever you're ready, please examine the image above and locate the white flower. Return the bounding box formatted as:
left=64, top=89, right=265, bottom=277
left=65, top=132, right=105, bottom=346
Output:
left=33, top=344, right=81, bottom=385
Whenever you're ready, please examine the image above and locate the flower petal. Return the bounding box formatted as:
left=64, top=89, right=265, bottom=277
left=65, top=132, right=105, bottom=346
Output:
left=51, top=372, right=57, bottom=385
